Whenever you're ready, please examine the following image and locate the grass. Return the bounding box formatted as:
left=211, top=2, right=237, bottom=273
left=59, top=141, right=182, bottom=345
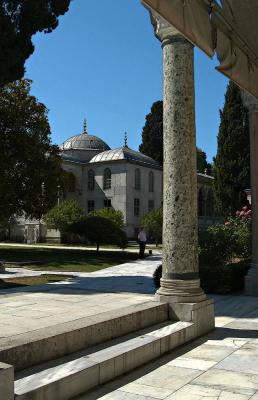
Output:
left=21, top=242, right=162, bottom=251
left=0, top=274, right=70, bottom=290
left=0, top=245, right=138, bottom=272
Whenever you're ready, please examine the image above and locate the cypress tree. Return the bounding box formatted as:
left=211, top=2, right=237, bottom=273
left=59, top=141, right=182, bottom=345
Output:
left=139, top=100, right=210, bottom=172
left=213, top=81, right=250, bottom=216
left=139, top=101, right=163, bottom=165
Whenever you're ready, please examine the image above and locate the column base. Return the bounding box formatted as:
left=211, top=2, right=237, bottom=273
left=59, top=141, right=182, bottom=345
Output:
left=245, top=263, right=258, bottom=296
left=155, top=278, right=207, bottom=303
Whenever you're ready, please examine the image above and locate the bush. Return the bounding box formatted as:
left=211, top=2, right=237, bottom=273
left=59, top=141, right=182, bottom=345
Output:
left=153, top=261, right=249, bottom=294
left=89, top=208, right=124, bottom=229
left=227, top=215, right=251, bottom=259
left=142, top=208, right=162, bottom=246
left=43, top=200, right=83, bottom=234
left=199, top=215, right=251, bottom=267
left=68, top=216, right=128, bottom=252
left=153, top=208, right=251, bottom=294
left=153, top=264, right=162, bottom=288
left=198, top=224, right=234, bottom=267
left=199, top=261, right=249, bottom=294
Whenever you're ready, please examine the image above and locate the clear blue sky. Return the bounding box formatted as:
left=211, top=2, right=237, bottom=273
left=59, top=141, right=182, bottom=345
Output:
left=25, top=0, right=228, bottom=163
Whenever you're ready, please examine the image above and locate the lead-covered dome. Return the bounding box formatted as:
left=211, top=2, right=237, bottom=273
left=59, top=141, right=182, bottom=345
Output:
left=89, top=146, right=161, bottom=168
left=61, top=124, right=110, bottom=163
left=62, top=133, right=110, bottom=152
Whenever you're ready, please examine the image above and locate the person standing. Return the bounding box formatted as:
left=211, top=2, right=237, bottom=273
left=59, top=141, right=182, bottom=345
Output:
left=138, top=227, right=147, bottom=259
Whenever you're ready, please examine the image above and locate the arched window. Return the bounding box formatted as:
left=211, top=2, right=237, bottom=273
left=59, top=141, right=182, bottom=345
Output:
left=149, top=171, right=154, bottom=192
left=88, top=170, right=95, bottom=191
left=206, top=189, right=214, bottom=216
left=135, top=169, right=141, bottom=190
left=67, top=173, right=76, bottom=192
left=103, top=168, right=111, bottom=189
left=198, top=188, right=205, bottom=217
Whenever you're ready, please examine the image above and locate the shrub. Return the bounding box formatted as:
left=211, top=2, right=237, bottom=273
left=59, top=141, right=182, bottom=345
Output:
left=142, top=208, right=162, bottom=246
left=153, top=264, right=162, bottom=288
left=198, top=224, right=234, bottom=267
left=226, top=215, right=251, bottom=259
left=43, top=200, right=83, bottom=234
left=199, top=261, right=249, bottom=294
left=68, top=216, right=128, bottom=252
left=199, top=213, right=251, bottom=267
left=89, top=208, right=124, bottom=229
left=153, top=261, right=249, bottom=294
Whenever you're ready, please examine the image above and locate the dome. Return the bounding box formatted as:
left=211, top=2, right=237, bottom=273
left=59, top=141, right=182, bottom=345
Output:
left=61, top=132, right=110, bottom=152
left=89, top=146, right=161, bottom=168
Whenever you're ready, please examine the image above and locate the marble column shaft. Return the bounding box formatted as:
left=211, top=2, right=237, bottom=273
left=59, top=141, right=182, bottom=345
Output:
left=162, top=36, right=198, bottom=280
left=154, top=21, right=205, bottom=303
left=243, top=93, right=258, bottom=295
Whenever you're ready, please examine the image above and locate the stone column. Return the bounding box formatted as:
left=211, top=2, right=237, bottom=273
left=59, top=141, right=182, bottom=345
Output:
left=242, top=92, right=258, bottom=296
left=150, top=15, right=205, bottom=304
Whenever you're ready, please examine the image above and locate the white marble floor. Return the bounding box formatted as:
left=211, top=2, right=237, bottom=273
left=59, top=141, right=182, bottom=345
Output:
left=0, top=256, right=161, bottom=340
left=1, top=255, right=258, bottom=399
left=77, top=295, right=258, bottom=400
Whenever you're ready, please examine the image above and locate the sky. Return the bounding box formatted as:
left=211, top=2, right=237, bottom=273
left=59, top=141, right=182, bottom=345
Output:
left=25, top=0, right=229, bottom=163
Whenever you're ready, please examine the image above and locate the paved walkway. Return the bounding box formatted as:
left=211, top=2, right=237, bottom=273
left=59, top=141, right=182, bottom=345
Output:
left=78, top=295, right=258, bottom=400
left=1, top=256, right=258, bottom=399
left=0, top=256, right=161, bottom=339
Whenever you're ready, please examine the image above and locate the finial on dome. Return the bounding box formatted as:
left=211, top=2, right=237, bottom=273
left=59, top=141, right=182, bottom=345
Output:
left=124, top=131, right=128, bottom=147
left=83, top=119, right=87, bottom=134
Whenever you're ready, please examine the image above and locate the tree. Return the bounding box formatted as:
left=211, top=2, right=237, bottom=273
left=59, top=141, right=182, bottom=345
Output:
left=0, top=0, right=71, bottom=87
left=196, top=147, right=212, bottom=174
left=213, top=81, right=250, bottom=216
left=139, top=101, right=163, bottom=165
left=142, top=208, right=163, bottom=246
left=68, top=216, right=128, bottom=252
left=43, top=199, right=83, bottom=234
left=0, top=79, right=66, bottom=223
left=89, top=208, right=124, bottom=229
left=139, top=101, right=210, bottom=172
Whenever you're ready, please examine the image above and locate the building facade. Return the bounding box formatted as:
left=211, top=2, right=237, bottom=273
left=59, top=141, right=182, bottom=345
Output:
left=8, top=127, right=218, bottom=242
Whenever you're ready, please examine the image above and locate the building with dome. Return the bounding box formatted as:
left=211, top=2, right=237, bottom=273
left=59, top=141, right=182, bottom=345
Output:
left=9, top=123, right=218, bottom=243
left=60, top=124, right=163, bottom=239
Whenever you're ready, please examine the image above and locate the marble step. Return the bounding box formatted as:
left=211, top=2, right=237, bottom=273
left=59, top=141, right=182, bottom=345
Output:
left=0, top=301, right=168, bottom=372
left=14, top=320, right=194, bottom=400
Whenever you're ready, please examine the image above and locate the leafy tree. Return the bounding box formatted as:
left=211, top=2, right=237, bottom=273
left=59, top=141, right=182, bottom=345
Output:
left=0, top=79, right=66, bottom=223
left=89, top=208, right=124, bottom=229
left=142, top=207, right=163, bottom=246
left=213, top=81, right=250, bottom=216
left=139, top=101, right=210, bottom=171
left=139, top=101, right=163, bottom=165
left=68, top=216, right=128, bottom=252
left=0, top=0, right=71, bottom=87
left=196, top=147, right=212, bottom=174
left=43, top=199, right=83, bottom=234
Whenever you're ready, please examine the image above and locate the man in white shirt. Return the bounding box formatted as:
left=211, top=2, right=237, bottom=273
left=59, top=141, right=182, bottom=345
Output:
left=138, top=227, right=147, bottom=259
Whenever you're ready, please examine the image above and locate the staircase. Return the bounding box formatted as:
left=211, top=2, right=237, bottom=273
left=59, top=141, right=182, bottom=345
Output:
left=1, top=301, right=196, bottom=400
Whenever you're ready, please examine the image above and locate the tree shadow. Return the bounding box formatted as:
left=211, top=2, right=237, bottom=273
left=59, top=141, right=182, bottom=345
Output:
left=0, top=274, right=156, bottom=296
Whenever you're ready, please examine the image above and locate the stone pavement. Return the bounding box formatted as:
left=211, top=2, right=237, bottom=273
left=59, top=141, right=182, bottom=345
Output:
left=1, top=256, right=258, bottom=399
left=0, top=256, right=161, bottom=339
left=77, top=294, right=258, bottom=400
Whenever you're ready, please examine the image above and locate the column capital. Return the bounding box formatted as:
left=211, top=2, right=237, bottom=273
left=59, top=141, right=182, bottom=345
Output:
left=242, top=91, right=258, bottom=114
left=148, top=8, right=189, bottom=46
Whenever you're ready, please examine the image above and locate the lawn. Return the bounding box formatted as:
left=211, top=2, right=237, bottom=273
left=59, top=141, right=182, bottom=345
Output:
left=0, top=245, right=139, bottom=272
left=0, top=274, right=70, bottom=290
